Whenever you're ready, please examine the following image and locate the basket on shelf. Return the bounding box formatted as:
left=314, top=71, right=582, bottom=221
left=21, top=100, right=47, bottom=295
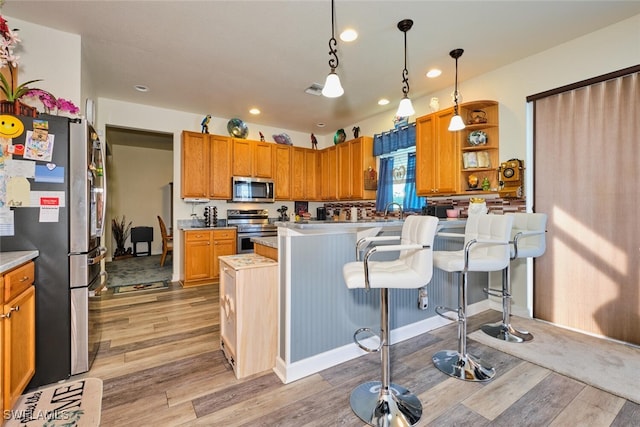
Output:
left=0, top=100, right=37, bottom=118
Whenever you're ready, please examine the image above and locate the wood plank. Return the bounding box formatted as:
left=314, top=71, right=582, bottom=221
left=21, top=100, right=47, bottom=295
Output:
left=549, top=385, right=626, bottom=427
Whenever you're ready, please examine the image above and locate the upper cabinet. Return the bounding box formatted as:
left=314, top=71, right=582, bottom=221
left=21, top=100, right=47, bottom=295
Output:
left=337, top=136, right=376, bottom=200
left=416, top=107, right=459, bottom=195
left=181, top=131, right=232, bottom=199
left=319, top=146, right=337, bottom=200
left=273, top=144, right=292, bottom=200
left=457, top=100, right=499, bottom=193
left=232, top=139, right=273, bottom=178
left=290, top=147, right=319, bottom=201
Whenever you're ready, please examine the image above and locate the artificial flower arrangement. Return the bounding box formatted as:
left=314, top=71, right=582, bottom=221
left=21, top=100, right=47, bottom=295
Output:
left=0, top=12, right=79, bottom=115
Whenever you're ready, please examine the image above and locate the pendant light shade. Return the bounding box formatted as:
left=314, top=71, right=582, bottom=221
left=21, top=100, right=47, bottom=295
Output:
left=397, top=96, right=415, bottom=117
left=322, top=0, right=343, bottom=98
left=322, top=70, right=344, bottom=98
left=448, top=48, right=466, bottom=131
left=396, top=19, right=415, bottom=117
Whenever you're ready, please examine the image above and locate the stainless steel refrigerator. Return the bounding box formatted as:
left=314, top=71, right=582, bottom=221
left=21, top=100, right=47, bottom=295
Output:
left=0, top=114, right=106, bottom=388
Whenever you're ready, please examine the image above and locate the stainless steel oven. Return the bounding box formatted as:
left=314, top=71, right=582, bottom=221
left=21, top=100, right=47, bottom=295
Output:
left=227, top=209, right=277, bottom=254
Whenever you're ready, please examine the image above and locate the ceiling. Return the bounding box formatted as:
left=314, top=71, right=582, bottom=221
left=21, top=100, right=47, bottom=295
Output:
left=4, top=1, right=640, bottom=142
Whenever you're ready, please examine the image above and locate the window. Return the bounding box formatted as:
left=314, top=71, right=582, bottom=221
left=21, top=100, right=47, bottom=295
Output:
left=376, top=147, right=426, bottom=213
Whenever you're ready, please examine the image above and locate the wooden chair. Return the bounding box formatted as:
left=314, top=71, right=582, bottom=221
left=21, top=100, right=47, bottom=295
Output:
left=157, top=216, right=173, bottom=267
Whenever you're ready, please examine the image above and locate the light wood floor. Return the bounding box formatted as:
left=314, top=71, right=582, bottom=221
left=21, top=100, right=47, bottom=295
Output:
left=85, top=283, right=639, bottom=426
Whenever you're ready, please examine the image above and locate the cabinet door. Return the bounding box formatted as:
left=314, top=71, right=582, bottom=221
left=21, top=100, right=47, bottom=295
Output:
left=290, top=147, right=306, bottom=200
left=3, top=285, right=35, bottom=412
left=219, top=262, right=237, bottom=360
left=433, top=109, right=459, bottom=194
left=274, top=145, right=291, bottom=200
left=181, top=131, right=210, bottom=198
left=319, top=146, right=337, bottom=200
left=212, top=230, right=236, bottom=281
left=232, top=139, right=253, bottom=177
left=254, top=142, right=273, bottom=178
left=336, top=142, right=352, bottom=199
left=304, top=149, right=319, bottom=200
left=210, top=135, right=232, bottom=199
left=184, top=232, right=213, bottom=281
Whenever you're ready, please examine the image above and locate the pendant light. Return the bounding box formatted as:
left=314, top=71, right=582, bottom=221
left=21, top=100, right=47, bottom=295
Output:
left=396, top=19, right=415, bottom=117
left=448, top=48, right=466, bottom=131
left=321, top=0, right=344, bottom=98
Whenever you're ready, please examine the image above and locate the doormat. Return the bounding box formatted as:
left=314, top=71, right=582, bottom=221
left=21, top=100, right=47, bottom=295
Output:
left=113, top=280, right=169, bottom=294
left=5, top=378, right=102, bottom=427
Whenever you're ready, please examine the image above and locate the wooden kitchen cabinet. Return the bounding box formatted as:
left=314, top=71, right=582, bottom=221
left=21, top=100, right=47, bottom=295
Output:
left=319, top=145, right=337, bottom=200
left=183, top=229, right=236, bottom=287
left=212, top=229, right=236, bottom=283
left=1, top=260, right=36, bottom=414
left=337, top=136, right=376, bottom=200
left=181, top=131, right=232, bottom=199
left=416, top=107, right=459, bottom=195
left=232, top=139, right=273, bottom=178
left=219, top=254, right=277, bottom=379
left=274, top=144, right=291, bottom=200
left=290, top=147, right=319, bottom=201
left=457, top=100, right=500, bottom=193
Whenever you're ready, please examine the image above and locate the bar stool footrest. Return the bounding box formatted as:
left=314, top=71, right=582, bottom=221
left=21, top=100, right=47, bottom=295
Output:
left=481, top=322, right=533, bottom=343
left=432, top=349, right=495, bottom=382
left=353, top=327, right=383, bottom=353
left=483, top=287, right=505, bottom=298
left=435, top=305, right=459, bottom=323
left=350, top=381, right=422, bottom=427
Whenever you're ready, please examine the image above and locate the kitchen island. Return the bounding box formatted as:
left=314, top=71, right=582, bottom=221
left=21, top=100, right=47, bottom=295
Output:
left=274, top=218, right=491, bottom=384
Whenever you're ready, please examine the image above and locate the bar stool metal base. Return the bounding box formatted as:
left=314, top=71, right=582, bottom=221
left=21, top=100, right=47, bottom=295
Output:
left=350, top=381, right=422, bottom=427
left=481, top=322, right=533, bottom=343
left=432, top=350, right=495, bottom=382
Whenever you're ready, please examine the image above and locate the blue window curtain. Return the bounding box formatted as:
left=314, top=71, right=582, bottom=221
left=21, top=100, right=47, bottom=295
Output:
left=373, top=122, right=416, bottom=157
left=403, top=152, right=425, bottom=212
left=376, top=157, right=394, bottom=211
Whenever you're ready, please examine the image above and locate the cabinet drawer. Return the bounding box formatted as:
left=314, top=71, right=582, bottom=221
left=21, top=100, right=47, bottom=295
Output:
left=4, top=261, right=35, bottom=301
left=213, top=229, right=236, bottom=240
left=185, top=231, right=212, bottom=242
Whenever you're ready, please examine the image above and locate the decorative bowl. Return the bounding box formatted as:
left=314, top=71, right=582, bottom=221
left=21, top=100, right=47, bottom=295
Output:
left=273, top=133, right=293, bottom=145
left=468, top=130, right=487, bottom=146
left=227, top=118, right=249, bottom=139
left=446, top=209, right=460, bottom=219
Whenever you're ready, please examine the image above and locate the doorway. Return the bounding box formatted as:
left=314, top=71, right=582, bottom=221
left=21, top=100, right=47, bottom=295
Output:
left=104, top=125, right=174, bottom=280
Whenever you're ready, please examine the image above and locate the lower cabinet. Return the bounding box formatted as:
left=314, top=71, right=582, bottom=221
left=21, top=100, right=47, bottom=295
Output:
left=1, top=260, right=36, bottom=414
left=219, top=255, right=277, bottom=379
left=183, top=229, right=237, bottom=287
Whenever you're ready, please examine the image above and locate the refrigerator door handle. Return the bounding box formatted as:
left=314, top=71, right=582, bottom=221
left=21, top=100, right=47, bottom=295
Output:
left=87, top=247, right=107, bottom=265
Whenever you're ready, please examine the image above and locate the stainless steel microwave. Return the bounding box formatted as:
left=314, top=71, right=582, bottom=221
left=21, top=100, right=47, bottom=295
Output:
left=231, top=176, right=275, bottom=203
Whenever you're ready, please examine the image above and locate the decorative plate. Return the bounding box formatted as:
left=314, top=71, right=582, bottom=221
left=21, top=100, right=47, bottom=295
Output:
left=227, top=118, right=249, bottom=139
left=334, top=128, right=346, bottom=145
left=468, top=130, right=488, bottom=146
left=272, top=133, right=293, bottom=145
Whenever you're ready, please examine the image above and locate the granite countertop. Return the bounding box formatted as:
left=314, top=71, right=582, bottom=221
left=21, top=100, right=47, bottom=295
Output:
left=218, top=253, right=278, bottom=270
left=251, top=236, right=277, bottom=248
left=0, top=250, right=39, bottom=274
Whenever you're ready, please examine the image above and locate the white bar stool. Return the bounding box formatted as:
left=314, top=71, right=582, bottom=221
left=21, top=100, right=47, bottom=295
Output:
left=481, top=212, right=547, bottom=342
left=342, top=215, right=439, bottom=427
left=432, top=214, right=513, bottom=382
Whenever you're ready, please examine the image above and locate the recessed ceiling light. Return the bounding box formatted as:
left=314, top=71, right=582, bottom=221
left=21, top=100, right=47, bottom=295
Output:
left=134, top=84, right=149, bottom=92
left=316, top=122, right=326, bottom=128
left=426, top=69, right=442, bottom=78
left=249, top=108, right=260, bottom=115
left=340, top=29, right=358, bottom=42
left=378, top=98, right=390, bottom=106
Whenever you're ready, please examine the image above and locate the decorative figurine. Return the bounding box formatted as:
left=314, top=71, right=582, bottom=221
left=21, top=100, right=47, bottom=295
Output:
left=200, top=115, right=212, bottom=134
left=259, top=131, right=265, bottom=142
left=352, top=126, right=360, bottom=138
left=310, top=133, right=318, bottom=150
left=430, top=97, right=440, bottom=112
left=482, top=177, right=491, bottom=191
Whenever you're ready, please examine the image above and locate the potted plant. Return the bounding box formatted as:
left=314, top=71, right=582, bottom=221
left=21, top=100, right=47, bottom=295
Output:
left=111, top=215, right=132, bottom=259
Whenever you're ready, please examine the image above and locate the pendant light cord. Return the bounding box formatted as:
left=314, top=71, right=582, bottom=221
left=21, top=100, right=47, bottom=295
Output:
left=401, top=25, right=410, bottom=96
left=327, top=0, right=339, bottom=70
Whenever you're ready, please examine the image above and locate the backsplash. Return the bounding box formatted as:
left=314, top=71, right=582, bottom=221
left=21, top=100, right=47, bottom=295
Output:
left=323, top=198, right=526, bottom=220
